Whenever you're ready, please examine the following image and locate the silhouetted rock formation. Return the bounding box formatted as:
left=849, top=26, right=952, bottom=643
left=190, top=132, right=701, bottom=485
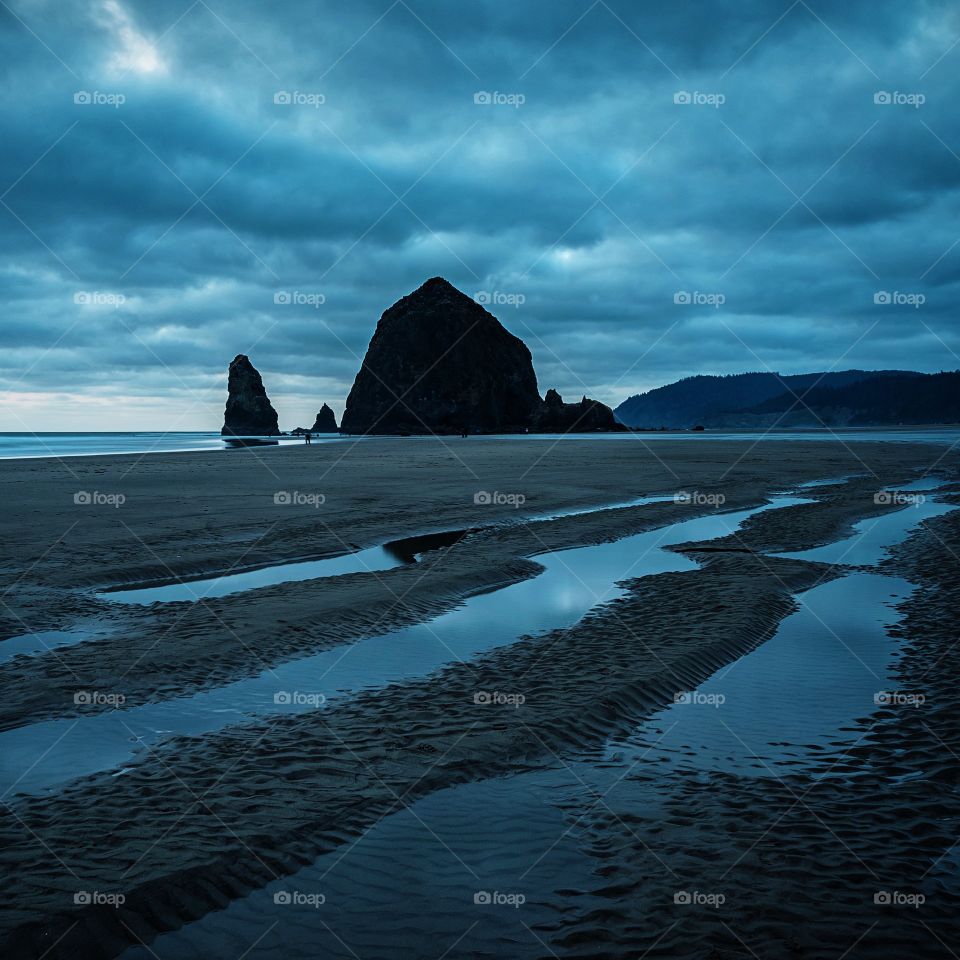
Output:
left=341, top=277, right=542, bottom=434
left=221, top=355, right=280, bottom=436
left=532, top=389, right=622, bottom=432
left=311, top=403, right=338, bottom=433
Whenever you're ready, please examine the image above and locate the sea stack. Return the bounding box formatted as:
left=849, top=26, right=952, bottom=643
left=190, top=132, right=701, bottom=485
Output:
left=532, top=389, right=621, bottom=432
left=341, top=277, right=542, bottom=434
left=221, top=354, right=281, bottom=436
left=311, top=403, right=338, bottom=433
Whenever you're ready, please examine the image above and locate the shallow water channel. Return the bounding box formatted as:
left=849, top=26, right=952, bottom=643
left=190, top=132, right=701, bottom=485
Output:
left=1, top=496, right=806, bottom=797
left=98, top=494, right=678, bottom=605
left=120, top=494, right=953, bottom=960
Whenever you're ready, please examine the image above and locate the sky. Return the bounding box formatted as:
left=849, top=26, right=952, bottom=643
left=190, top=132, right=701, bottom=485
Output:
left=1, top=0, right=959, bottom=431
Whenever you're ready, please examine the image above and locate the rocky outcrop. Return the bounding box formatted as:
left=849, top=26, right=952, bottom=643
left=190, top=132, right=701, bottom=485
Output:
left=311, top=403, right=338, bottom=433
left=341, top=278, right=542, bottom=435
left=532, top=389, right=623, bottom=432
left=221, top=355, right=280, bottom=436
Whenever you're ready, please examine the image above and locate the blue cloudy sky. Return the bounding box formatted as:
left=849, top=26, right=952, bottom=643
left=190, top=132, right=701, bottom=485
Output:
left=1, top=0, right=959, bottom=430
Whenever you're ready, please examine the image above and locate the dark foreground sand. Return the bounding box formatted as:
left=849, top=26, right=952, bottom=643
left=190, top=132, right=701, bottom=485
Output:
left=0, top=437, right=958, bottom=958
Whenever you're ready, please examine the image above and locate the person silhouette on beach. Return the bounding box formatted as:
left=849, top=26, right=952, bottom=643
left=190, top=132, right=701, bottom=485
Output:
left=304, top=432, right=312, bottom=445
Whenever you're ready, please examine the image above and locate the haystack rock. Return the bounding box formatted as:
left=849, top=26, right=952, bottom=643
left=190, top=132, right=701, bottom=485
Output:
left=221, top=354, right=280, bottom=436
left=311, top=403, right=338, bottom=433
left=532, top=388, right=622, bottom=432
left=341, top=277, right=542, bottom=434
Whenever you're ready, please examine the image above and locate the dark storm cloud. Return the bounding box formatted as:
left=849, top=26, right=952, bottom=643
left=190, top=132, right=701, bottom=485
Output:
left=1, top=0, right=959, bottom=428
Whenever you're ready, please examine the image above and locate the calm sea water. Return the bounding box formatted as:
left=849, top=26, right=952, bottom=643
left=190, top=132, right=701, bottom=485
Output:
left=0, top=432, right=316, bottom=459
left=0, top=428, right=957, bottom=460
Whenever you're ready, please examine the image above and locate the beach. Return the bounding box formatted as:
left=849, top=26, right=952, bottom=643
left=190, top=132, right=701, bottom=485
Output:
left=1, top=436, right=958, bottom=959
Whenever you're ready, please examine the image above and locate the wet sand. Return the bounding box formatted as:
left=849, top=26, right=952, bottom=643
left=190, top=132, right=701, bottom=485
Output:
left=1, top=438, right=958, bottom=959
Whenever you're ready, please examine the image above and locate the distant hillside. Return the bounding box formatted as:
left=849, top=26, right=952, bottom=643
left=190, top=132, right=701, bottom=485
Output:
left=741, top=371, right=960, bottom=427
left=614, top=370, right=958, bottom=428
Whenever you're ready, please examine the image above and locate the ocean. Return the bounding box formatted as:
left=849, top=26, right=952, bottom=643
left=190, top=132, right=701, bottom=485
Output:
left=0, top=428, right=957, bottom=459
